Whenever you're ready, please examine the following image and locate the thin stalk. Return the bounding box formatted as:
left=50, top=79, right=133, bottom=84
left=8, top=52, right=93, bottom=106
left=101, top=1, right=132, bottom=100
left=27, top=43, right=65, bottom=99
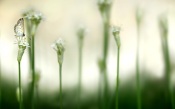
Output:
left=98, top=73, right=102, bottom=109
left=35, top=85, right=40, bottom=108
left=103, top=21, right=109, bottom=109
left=59, top=63, right=63, bottom=109
left=0, top=31, right=1, bottom=108
left=78, top=42, right=82, bottom=109
left=164, top=35, right=174, bottom=109
left=0, top=31, right=2, bottom=109
left=136, top=24, right=141, bottom=109
left=27, top=23, right=32, bottom=73
left=31, top=32, right=36, bottom=109
left=18, top=61, right=22, bottom=109
left=170, top=87, right=175, bottom=109
left=116, top=47, right=120, bottom=109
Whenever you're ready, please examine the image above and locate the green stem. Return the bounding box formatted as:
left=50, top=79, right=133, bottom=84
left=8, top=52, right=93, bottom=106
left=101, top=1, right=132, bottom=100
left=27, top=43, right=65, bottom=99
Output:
left=116, top=47, right=120, bottom=109
left=35, top=86, right=40, bottom=108
left=103, top=20, right=109, bottom=109
left=78, top=42, right=82, bottom=109
left=59, top=63, right=63, bottom=109
left=31, top=32, right=35, bottom=109
left=136, top=24, right=141, bottom=109
left=170, top=87, right=175, bottom=109
left=18, top=61, right=22, bottom=109
left=0, top=31, right=1, bottom=108
left=98, top=74, right=101, bottom=109
left=164, top=34, right=174, bottom=109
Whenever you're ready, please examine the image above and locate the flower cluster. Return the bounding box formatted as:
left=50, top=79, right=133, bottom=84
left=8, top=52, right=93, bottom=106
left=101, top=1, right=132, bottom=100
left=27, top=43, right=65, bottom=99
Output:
left=15, top=37, right=29, bottom=47
left=23, top=8, right=43, bottom=25
left=51, top=38, right=65, bottom=64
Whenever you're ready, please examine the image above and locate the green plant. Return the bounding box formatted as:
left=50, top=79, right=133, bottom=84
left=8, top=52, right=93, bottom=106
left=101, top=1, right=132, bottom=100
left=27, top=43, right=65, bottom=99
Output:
left=22, top=9, right=43, bottom=109
left=159, top=15, right=175, bottom=109
left=135, top=7, right=143, bottom=109
left=77, top=26, right=85, bottom=109
left=98, top=0, right=112, bottom=108
left=14, top=18, right=29, bottom=109
left=0, top=30, right=1, bottom=108
left=112, top=26, right=121, bottom=109
left=52, top=38, right=65, bottom=109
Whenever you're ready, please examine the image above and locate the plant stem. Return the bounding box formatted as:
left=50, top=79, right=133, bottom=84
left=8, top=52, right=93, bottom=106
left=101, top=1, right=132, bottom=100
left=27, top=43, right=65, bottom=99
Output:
left=98, top=73, right=102, bottom=109
left=164, top=34, right=174, bottom=109
left=170, top=87, right=175, bottom=109
left=0, top=31, right=1, bottom=108
left=136, top=24, right=141, bottom=109
left=78, top=41, right=83, bottom=109
left=18, top=61, right=22, bottom=109
left=103, top=21, right=109, bottom=109
left=31, top=32, right=35, bottom=109
left=116, top=47, right=120, bottom=109
left=35, top=85, right=40, bottom=108
left=59, top=63, right=63, bottom=109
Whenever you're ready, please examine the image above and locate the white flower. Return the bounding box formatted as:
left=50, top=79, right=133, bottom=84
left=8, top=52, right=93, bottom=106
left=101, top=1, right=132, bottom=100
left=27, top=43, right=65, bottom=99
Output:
left=15, top=37, right=29, bottom=47
left=23, top=8, right=43, bottom=25
left=112, top=26, right=120, bottom=36
left=51, top=38, right=65, bottom=64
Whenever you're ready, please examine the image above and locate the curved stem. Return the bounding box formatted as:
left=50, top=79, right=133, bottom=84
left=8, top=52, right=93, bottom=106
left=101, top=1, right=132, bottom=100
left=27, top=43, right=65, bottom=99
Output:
left=116, top=47, right=120, bottom=109
left=18, top=61, right=22, bottom=109
left=59, top=64, right=62, bottom=109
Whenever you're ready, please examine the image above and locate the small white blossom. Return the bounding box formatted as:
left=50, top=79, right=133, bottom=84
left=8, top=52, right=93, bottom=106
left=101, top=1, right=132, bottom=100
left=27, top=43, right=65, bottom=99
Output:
left=23, top=8, right=43, bottom=25
left=15, top=37, right=29, bottom=47
left=51, top=38, right=65, bottom=64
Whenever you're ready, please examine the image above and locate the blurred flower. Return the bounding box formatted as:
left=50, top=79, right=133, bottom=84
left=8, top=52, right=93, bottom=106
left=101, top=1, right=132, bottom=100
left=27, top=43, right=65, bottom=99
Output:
left=77, top=25, right=86, bottom=40
left=136, top=7, right=144, bottom=27
left=97, top=58, right=105, bottom=73
left=16, top=87, right=23, bottom=102
left=77, top=25, right=86, bottom=47
left=51, top=38, right=65, bottom=64
left=98, top=0, right=112, bottom=23
left=159, top=15, right=168, bottom=38
left=112, top=26, right=121, bottom=47
left=28, top=70, right=41, bottom=87
left=23, top=8, right=43, bottom=25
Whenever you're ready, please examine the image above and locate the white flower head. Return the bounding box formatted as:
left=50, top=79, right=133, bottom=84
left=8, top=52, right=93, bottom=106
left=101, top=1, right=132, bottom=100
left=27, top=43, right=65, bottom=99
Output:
left=51, top=38, right=65, bottom=64
left=23, top=8, right=43, bottom=25
left=14, top=37, right=29, bottom=47
left=112, top=26, right=120, bottom=36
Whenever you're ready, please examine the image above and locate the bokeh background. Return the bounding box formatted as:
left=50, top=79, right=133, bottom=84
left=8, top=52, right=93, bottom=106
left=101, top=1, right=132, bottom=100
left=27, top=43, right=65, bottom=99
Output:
left=0, top=0, right=175, bottom=109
